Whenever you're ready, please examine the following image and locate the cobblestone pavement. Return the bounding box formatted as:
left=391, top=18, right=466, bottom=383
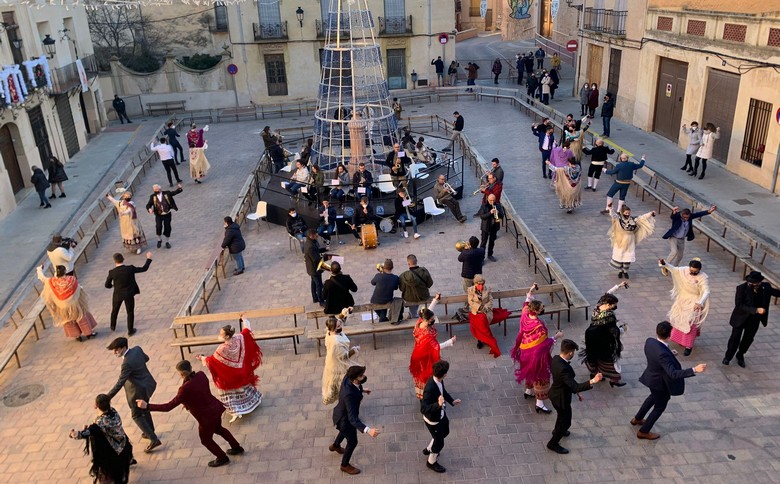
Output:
left=0, top=103, right=778, bottom=484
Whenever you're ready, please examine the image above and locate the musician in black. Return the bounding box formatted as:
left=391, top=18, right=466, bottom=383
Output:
left=349, top=197, right=376, bottom=246
left=385, top=144, right=410, bottom=189
left=352, top=162, right=374, bottom=200
left=317, top=200, right=337, bottom=247
left=477, top=194, right=504, bottom=262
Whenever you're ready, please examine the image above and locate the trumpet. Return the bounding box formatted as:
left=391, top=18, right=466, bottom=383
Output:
left=491, top=202, right=501, bottom=223
left=455, top=240, right=470, bottom=252
left=479, top=167, right=494, bottom=181
left=376, top=263, right=383, bottom=272
left=472, top=184, right=486, bottom=196
left=443, top=182, right=457, bottom=195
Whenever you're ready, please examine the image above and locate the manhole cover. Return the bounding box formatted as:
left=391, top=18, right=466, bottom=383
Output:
left=3, top=384, right=45, bottom=407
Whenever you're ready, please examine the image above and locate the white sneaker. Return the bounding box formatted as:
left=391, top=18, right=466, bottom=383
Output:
left=403, top=231, right=409, bottom=238
left=413, top=233, right=421, bottom=239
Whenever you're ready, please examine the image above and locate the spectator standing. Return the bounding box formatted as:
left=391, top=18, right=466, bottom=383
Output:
left=47, top=156, right=69, bottom=199
left=680, top=122, right=702, bottom=172
left=322, top=261, right=358, bottom=316
left=515, top=54, right=524, bottom=85
left=112, top=95, right=132, bottom=124
left=551, top=52, right=561, bottom=72
left=579, top=83, right=591, bottom=116
left=221, top=216, right=246, bottom=275
left=304, top=229, right=327, bottom=306
left=452, top=111, right=464, bottom=142
left=491, top=58, right=502, bottom=84
left=601, top=93, right=615, bottom=137
left=399, top=254, right=434, bottom=319
left=524, top=52, right=535, bottom=76
left=587, top=83, right=600, bottom=117
left=465, top=62, right=479, bottom=92
left=393, top=98, right=403, bottom=120
left=31, top=166, right=51, bottom=208
left=535, top=46, right=546, bottom=69
left=549, top=68, right=560, bottom=100
left=690, top=123, right=720, bottom=179
left=370, top=259, right=401, bottom=323
left=447, top=60, right=459, bottom=86
left=540, top=71, right=551, bottom=105
left=431, top=57, right=445, bottom=86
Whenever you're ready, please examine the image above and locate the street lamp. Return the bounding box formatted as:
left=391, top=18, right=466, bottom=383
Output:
left=42, top=34, right=56, bottom=58
left=296, top=7, right=304, bottom=28
left=11, top=38, right=22, bottom=50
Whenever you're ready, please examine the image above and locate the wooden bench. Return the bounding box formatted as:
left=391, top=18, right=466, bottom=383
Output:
left=186, top=110, right=214, bottom=125
left=171, top=327, right=305, bottom=359
left=171, top=306, right=306, bottom=339
left=308, top=320, right=418, bottom=357
left=217, top=106, right=259, bottom=122
left=305, top=303, right=392, bottom=330
left=0, top=299, right=46, bottom=375
left=146, top=101, right=186, bottom=116
left=259, top=103, right=305, bottom=119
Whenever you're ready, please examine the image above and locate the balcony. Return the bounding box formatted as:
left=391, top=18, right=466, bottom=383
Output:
left=378, top=15, right=412, bottom=35
left=253, top=21, right=288, bottom=41
left=584, top=8, right=627, bottom=36
left=315, top=18, right=351, bottom=39
left=50, top=54, right=99, bottom=96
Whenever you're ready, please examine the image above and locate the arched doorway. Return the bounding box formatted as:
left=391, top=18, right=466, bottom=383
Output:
left=0, top=124, right=24, bottom=194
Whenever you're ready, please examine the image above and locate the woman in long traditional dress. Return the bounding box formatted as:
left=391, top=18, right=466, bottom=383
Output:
left=659, top=257, right=710, bottom=355
left=579, top=282, right=628, bottom=387
left=197, top=316, right=262, bottom=422
left=511, top=284, right=563, bottom=414
left=409, top=293, right=455, bottom=399
left=70, top=394, right=134, bottom=484
left=564, top=123, right=584, bottom=162
left=468, top=275, right=511, bottom=358
left=37, top=264, right=97, bottom=342
left=106, top=191, right=147, bottom=254
left=607, top=204, right=656, bottom=279
left=550, top=158, right=582, bottom=213
left=187, top=123, right=211, bottom=183
left=322, top=309, right=361, bottom=405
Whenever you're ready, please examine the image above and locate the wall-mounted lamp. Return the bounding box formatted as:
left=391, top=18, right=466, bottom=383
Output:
left=296, top=7, right=304, bottom=28
left=11, top=38, right=22, bottom=50
left=42, top=34, right=56, bottom=58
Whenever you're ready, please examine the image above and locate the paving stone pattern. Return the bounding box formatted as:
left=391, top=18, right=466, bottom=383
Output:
left=0, top=105, right=778, bottom=483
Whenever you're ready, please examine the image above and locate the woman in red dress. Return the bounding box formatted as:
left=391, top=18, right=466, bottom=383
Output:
left=510, top=284, right=563, bottom=414
left=467, top=275, right=511, bottom=357
left=409, top=294, right=456, bottom=399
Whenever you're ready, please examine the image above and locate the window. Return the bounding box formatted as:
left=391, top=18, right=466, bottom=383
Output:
left=687, top=20, right=706, bottom=36
left=214, top=2, right=228, bottom=31
left=722, top=23, right=746, bottom=42
left=258, top=0, right=282, bottom=29
left=656, top=16, right=673, bottom=31
left=2, top=12, right=24, bottom=65
left=384, top=0, right=406, bottom=33
left=740, top=98, right=771, bottom=167
left=769, top=28, right=780, bottom=47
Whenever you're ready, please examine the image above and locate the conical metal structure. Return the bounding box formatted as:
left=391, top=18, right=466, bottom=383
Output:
left=313, top=0, right=398, bottom=173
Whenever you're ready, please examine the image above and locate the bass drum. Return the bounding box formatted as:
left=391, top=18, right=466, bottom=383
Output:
left=361, top=224, right=378, bottom=249
left=379, top=217, right=394, bottom=233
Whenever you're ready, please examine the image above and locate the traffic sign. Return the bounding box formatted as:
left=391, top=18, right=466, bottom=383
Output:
left=439, top=33, right=448, bottom=44
left=776, top=106, right=780, bottom=126
left=227, top=63, right=238, bottom=75
left=566, top=40, right=578, bottom=52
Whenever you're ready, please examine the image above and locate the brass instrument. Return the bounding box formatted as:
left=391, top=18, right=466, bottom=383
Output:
left=491, top=202, right=501, bottom=223
left=472, top=185, right=486, bottom=196
left=455, top=240, right=470, bottom=252
left=479, top=167, right=495, bottom=181
left=443, top=182, right=457, bottom=195
left=317, top=258, right=333, bottom=272
left=402, top=190, right=416, bottom=210
left=376, top=263, right=383, bottom=272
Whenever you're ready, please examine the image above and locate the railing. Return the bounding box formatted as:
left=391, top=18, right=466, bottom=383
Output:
left=49, top=54, right=99, bottom=95
left=315, top=18, right=351, bottom=39
left=253, top=21, right=288, bottom=41
left=378, top=15, right=412, bottom=35
left=584, top=8, right=627, bottom=36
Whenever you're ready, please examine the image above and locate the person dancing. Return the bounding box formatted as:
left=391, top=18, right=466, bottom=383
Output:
left=607, top=204, right=656, bottom=279
left=549, top=157, right=582, bottom=213
left=106, top=191, right=147, bottom=255
left=37, top=264, right=97, bottom=342
left=658, top=258, right=710, bottom=356
left=468, top=275, right=511, bottom=358
left=511, top=284, right=563, bottom=414
left=579, top=282, right=629, bottom=387
left=197, top=316, right=263, bottom=423
left=410, top=294, right=456, bottom=399
left=322, top=309, right=361, bottom=405
left=187, top=123, right=210, bottom=184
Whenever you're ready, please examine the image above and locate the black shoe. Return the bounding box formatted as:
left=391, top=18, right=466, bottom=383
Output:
left=683, top=348, right=692, bottom=356
left=523, top=393, right=534, bottom=400
left=546, top=443, right=569, bottom=454
left=165, top=242, right=171, bottom=249
left=44, top=204, right=51, bottom=208
left=141, top=433, right=150, bottom=440
left=618, top=271, right=624, bottom=279
left=226, top=447, right=244, bottom=455
left=208, top=457, right=230, bottom=467
left=535, top=405, right=552, bottom=414
left=698, top=174, right=705, bottom=180
left=476, top=341, right=484, bottom=349
left=59, top=194, right=66, bottom=198
left=689, top=172, right=697, bottom=176
left=422, top=448, right=430, bottom=456
left=426, top=461, right=446, bottom=473
left=39, top=202, right=45, bottom=207
left=233, top=270, right=244, bottom=276
left=488, top=256, right=497, bottom=262
left=609, top=381, right=626, bottom=388
left=624, top=273, right=630, bottom=280
left=680, top=166, right=688, bottom=170
left=194, top=179, right=202, bottom=184
left=737, top=358, right=746, bottom=368
left=157, top=241, right=162, bottom=248
left=551, top=430, right=571, bottom=437
left=721, top=358, right=730, bottom=366
left=128, top=328, right=137, bottom=336
left=49, top=194, right=56, bottom=199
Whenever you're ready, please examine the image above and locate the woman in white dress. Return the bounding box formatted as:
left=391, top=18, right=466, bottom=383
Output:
left=106, top=191, right=147, bottom=254
left=607, top=204, right=656, bottom=279
left=322, top=308, right=360, bottom=405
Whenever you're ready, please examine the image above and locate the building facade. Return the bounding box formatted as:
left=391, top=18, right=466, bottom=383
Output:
left=0, top=5, right=105, bottom=220
left=105, top=0, right=456, bottom=109
left=502, top=0, right=580, bottom=44
left=575, top=0, right=780, bottom=192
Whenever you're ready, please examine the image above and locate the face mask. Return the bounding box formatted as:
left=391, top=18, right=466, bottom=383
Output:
left=689, top=271, right=700, bottom=276
left=291, top=212, right=297, bottom=217
left=335, top=328, right=342, bottom=334
left=475, top=284, right=484, bottom=291
left=359, top=376, right=368, bottom=384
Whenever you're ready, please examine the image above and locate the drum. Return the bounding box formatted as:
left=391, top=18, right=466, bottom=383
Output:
left=361, top=224, right=378, bottom=249
left=379, top=217, right=394, bottom=233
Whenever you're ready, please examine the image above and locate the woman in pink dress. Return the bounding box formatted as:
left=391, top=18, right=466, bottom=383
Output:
left=37, top=264, right=97, bottom=342
left=510, top=284, right=563, bottom=414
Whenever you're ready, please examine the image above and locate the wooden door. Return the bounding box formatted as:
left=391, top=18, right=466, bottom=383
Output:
left=0, top=124, right=24, bottom=194
left=539, top=0, right=552, bottom=38
left=55, top=95, right=80, bottom=157
left=386, top=49, right=406, bottom=90
left=27, top=106, right=53, bottom=171
left=264, top=54, right=288, bottom=96
left=607, top=48, right=622, bottom=101
left=702, top=69, right=740, bottom=163
left=586, top=44, right=603, bottom=85
left=653, top=57, right=688, bottom=142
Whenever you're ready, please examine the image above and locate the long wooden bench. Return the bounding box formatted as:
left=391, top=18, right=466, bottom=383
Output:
left=185, top=110, right=214, bottom=125
left=146, top=100, right=186, bottom=116
left=217, top=106, right=259, bottom=122
left=171, top=327, right=305, bottom=359
left=171, top=305, right=306, bottom=338
left=308, top=320, right=418, bottom=357
left=305, top=302, right=392, bottom=330
left=0, top=299, right=46, bottom=374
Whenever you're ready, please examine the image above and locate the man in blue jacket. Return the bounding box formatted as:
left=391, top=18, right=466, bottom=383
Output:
left=331, top=366, right=380, bottom=475
left=631, top=321, right=706, bottom=440
left=662, top=205, right=717, bottom=266
left=601, top=153, right=644, bottom=214
left=532, top=122, right=555, bottom=179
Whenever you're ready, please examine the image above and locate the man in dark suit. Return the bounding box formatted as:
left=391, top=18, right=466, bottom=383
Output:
left=723, top=271, right=780, bottom=368
left=547, top=339, right=602, bottom=454
left=661, top=205, right=716, bottom=266
left=105, top=252, right=152, bottom=335
left=331, top=365, right=380, bottom=475
left=322, top=261, right=358, bottom=315
left=420, top=360, right=461, bottom=473
left=106, top=337, right=161, bottom=453
left=632, top=321, right=706, bottom=440
left=477, top=194, right=504, bottom=262
left=145, top=183, right=183, bottom=249
left=304, top=229, right=327, bottom=306
left=137, top=360, right=244, bottom=468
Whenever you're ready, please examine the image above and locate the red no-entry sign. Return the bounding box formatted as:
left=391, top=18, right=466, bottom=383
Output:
left=566, top=40, right=579, bottom=52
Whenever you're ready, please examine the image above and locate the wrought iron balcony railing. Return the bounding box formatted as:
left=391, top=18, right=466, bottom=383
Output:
left=378, top=15, right=412, bottom=35
left=584, top=8, right=627, bottom=36
left=315, top=18, right=352, bottom=39
left=50, top=54, right=99, bottom=95
left=253, top=21, right=288, bottom=41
